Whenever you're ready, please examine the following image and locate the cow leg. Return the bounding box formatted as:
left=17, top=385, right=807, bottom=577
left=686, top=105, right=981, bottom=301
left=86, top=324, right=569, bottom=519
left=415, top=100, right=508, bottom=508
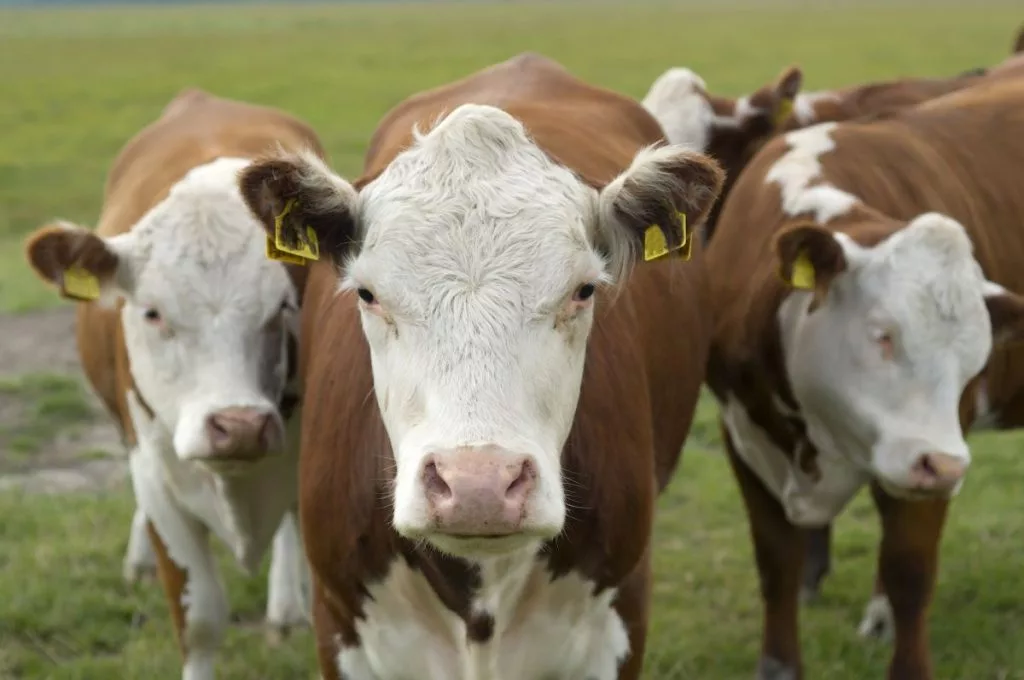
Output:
left=123, top=504, right=158, bottom=584
left=723, top=425, right=803, bottom=680
left=264, top=509, right=311, bottom=645
left=871, top=483, right=948, bottom=680
left=857, top=570, right=894, bottom=642
left=800, top=524, right=832, bottom=603
left=130, top=455, right=229, bottom=680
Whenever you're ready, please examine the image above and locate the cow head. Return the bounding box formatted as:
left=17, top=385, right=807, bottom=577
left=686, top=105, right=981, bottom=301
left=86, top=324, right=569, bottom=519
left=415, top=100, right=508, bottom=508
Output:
left=774, top=213, right=1024, bottom=499
left=241, top=104, right=723, bottom=558
left=25, top=157, right=299, bottom=471
left=641, top=65, right=802, bottom=239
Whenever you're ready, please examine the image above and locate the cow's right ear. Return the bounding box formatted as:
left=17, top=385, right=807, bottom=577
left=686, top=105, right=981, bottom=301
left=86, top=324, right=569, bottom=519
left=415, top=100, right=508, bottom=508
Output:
left=24, top=222, right=134, bottom=304
left=773, top=222, right=855, bottom=302
left=239, top=150, right=360, bottom=264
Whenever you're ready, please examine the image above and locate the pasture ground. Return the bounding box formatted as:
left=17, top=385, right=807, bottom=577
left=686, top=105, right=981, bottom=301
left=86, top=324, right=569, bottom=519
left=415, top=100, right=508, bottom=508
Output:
left=1, top=2, right=1023, bottom=678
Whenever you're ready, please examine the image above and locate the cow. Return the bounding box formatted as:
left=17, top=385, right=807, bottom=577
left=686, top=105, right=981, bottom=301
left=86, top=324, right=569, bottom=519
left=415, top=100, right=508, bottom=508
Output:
left=237, top=52, right=725, bottom=680
left=641, top=66, right=987, bottom=244
left=704, top=75, right=1024, bottom=680
left=22, top=88, right=322, bottom=679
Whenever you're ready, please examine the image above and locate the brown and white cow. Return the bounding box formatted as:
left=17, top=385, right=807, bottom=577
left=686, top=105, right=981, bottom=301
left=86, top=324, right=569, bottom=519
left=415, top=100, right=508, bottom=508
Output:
left=641, top=65, right=989, bottom=244
left=238, top=52, right=724, bottom=680
left=23, top=88, right=323, bottom=679
left=705, top=75, right=1024, bottom=679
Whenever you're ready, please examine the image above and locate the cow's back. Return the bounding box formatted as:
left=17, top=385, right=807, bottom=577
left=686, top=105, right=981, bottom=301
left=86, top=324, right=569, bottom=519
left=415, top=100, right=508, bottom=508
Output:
left=78, top=89, right=324, bottom=442
left=305, top=53, right=706, bottom=506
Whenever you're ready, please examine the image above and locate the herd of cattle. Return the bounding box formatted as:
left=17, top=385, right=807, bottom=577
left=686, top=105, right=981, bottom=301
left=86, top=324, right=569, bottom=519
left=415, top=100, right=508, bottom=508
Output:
left=18, top=21, right=1024, bottom=680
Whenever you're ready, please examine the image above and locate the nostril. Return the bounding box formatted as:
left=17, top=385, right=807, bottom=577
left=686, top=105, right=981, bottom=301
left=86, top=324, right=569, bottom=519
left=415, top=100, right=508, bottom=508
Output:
left=206, top=415, right=231, bottom=447
left=916, top=454, right=938, bottom=480
left=505, top=459, right=536, bottom=502
left=423, top=460, right=453, bottom=502
left=256, top=414, right=275, bottom=450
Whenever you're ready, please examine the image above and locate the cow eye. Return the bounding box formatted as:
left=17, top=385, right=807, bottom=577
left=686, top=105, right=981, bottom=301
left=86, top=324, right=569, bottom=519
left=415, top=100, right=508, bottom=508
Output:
left=573, top=283, right=596, bottom=302
left=357, top=288, right=377, bottom=305
left=143, top=308, right=162, bottom=323
left=876, top=331, right=895, bottom=358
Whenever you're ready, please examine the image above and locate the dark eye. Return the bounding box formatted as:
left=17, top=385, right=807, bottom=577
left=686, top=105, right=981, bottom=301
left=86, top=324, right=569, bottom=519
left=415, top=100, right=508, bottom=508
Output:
left=143, top=309, right=161, bottom=323
left=357, top=288, right=376, bottom=305
left=574, top=283, right=596, bottom=302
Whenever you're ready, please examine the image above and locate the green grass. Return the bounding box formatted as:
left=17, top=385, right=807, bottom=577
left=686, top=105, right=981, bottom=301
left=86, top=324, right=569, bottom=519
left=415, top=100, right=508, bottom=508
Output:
left=0, top=373, right=95, bottom=462
left=1, top=1, right=1023, bottom=679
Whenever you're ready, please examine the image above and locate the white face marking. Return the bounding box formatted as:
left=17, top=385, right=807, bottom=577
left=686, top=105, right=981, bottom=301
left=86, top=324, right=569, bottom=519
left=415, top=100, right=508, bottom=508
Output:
left=344, top=106, right=615, bottom=551
left=778, top=213, right=995, bottom=497
left=765, top=123, right=859, bottom=223
left=336, top=553, right=629, bottom=680
left=641, top=67, right=716, bottom=150
left=106, top=157, right=299, bottom=462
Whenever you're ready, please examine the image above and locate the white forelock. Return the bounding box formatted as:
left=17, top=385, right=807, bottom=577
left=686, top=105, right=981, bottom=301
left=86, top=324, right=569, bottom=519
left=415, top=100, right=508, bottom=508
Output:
left=641, top=67, right=716, bottom=151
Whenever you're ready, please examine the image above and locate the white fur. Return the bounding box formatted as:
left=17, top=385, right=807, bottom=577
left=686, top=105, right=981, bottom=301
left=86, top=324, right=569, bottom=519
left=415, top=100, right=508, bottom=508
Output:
left=94, top=157, right=308, bottom=678
left=765, top=123, right=859, bottom=223
left=857, top=593, right=895, bottom=642
left=123, top=505, right=157, bottom=583
left=265, top=511, right=311, bottom=631
left=792, top=91, right=840, bottom=125
left=719, top=393, right=869, bottom=526
left=641, top=67, right=716, bottom=150
left=285, top=104, right=697, bottom=558
left=778, top=213, right=1001, bottom=498
left=336, top=550, right=629, bottom=680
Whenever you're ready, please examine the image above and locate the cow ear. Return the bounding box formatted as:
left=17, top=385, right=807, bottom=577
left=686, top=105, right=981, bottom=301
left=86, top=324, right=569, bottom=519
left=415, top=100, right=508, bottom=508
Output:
left=773, top=222, right=852, bottom=302
left=24, top=221, right=134, bottom=304
left=769, top=66, right=802, bottom=127
left=983, top=281, right=1024, bottom=346
left=596, top=144, right=724, bottom=282
left=239, top=150, right=360, bottom=265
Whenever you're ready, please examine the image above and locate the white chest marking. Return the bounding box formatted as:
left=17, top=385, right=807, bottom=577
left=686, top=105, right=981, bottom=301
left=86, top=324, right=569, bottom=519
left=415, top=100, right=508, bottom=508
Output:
left=337, top=554, right=630, bottom=680
left=718, top=393, right=869, bottom=526
left=764, top=123, right=859, bottom=225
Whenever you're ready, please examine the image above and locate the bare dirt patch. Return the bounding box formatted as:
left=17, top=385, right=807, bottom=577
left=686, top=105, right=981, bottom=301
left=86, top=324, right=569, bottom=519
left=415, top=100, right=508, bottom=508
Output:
left=0, top=307, right=124, bottom=491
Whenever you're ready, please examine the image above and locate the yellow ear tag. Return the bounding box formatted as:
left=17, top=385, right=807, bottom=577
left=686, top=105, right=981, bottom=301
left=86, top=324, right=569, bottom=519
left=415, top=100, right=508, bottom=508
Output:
left=61, top=266, right=100, bottom=301
left=790, top=251, right=816, bottom=289
left=774, top=97, right=795, bottom=127
left=265, top=237, right=308, bottom=266
left=270, top=198, right=320, bottom=262
left=643, top=212, right=691, bottom=262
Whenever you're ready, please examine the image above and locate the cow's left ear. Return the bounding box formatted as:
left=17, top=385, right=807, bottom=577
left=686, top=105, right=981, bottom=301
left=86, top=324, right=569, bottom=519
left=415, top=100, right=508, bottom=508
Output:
left=596, top=144, right=724, bottom=282
left=239, top=149, right=361, bottom=265
left=983, top=281, right=1024, bottom=346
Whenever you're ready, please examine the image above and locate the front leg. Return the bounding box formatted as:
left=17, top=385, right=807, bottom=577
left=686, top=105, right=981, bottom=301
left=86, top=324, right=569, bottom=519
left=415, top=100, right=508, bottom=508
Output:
left=800, top=524, right=832, bottom=603
left=265, top=509, right=311, bottom=645
left=123, top=503, right=157, bottom=584
left=871, top=484, right=948, bottom=680
left=722, top=424, right=804, bottom=680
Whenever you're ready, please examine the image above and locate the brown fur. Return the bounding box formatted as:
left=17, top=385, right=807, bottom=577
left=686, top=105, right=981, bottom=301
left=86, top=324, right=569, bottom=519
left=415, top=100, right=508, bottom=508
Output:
left=21, top=88, right=325, bottom=664
left=707, top=76, right=1024, bottom=679
left=266, top=53, right=722, bottom=679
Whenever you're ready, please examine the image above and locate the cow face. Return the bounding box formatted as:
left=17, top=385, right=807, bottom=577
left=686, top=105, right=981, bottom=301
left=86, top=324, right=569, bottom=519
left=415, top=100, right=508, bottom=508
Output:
left=774, top=213, right=1024, bottom=499
left=241, top=104, right=723, bottom=558
left=25, top=157, right=299, bottom=471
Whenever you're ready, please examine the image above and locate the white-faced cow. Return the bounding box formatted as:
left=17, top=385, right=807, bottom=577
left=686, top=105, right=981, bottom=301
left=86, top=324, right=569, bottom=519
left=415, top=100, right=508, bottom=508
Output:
left=238, top=52, right=725, bottom=680
left=23, top=88, right=321, bottom=679
left=641, top=64, right=988, bottom=244
left=705, top=75, right=1024, bottom=679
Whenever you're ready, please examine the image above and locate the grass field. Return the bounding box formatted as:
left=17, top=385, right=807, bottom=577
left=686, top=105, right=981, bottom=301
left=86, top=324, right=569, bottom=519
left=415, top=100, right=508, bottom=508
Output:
left=1, top=1, right=1024, bottom=679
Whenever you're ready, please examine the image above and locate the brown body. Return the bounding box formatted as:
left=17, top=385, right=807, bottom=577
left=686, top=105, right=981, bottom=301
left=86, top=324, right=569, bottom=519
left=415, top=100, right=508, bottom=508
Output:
left=295, top=54, right=713, bottom=679
left=49, top=89, right=322, bottom=661
left=706, top=76, right=1024, bottom=679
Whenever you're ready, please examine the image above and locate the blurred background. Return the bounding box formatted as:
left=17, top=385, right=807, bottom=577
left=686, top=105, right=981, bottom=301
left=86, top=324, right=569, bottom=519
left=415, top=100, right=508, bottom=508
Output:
left=1, top=1, right=1022, bottom=678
